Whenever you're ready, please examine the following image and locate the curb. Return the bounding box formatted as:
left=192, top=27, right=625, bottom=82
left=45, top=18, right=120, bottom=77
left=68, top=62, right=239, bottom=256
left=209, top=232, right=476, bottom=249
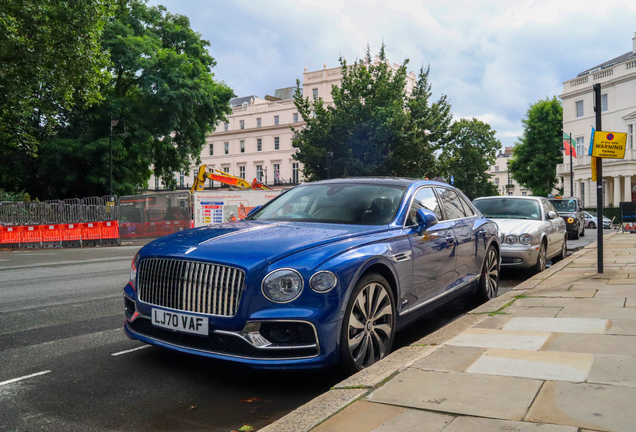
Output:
left=257, top=242, right=599, bottom=432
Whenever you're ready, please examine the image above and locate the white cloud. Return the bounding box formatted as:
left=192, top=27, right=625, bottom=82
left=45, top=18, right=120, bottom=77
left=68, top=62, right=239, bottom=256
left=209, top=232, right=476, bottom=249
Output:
left=149, top=0, right=636, bottom=148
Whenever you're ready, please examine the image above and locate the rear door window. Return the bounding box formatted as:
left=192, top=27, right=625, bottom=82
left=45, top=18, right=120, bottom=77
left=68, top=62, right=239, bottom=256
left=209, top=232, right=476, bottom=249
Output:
left=436, top=188, right=467, bottom=220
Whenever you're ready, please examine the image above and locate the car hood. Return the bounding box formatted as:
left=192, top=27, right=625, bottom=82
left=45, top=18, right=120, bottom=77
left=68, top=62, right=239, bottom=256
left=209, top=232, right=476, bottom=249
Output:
left=140, top=221, right=388, bottom=269
left=490, top=218, right=545, bottom=236
left=557, top=212, right=578, bottom=218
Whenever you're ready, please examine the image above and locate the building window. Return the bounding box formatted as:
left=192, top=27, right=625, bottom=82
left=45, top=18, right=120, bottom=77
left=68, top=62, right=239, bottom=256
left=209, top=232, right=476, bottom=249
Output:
left=256, top=165, right=263, bottom=182
left=222, top=166, right=229, bottom=174
left=179, top=172, right=184, bottom=188
left=293, top=113, right=299, bottom=123
left=576, top=136, right=585, bottom=156
left=601, top=93, right=608, bottom=112
left=155, top=177, right=159, bottom=190
left=224, top=142, right=229, bottom=154
left=494, top=178, right=499, bottom=185
left=292, top=163, right=299, bottom=183
left=256, top=118, right=261, bottom=128
left=495, top=166, right=499, bottom=172
left=224, top=122, right=229, bottom=132
left=209, top=144, right=213, bottom=156
left=629, top=124, right=634, bottom=149
left=273, top=163, right=280, bottom=184
left=274, top=115, right=279, bottom=126
left=240, top=140, right=245, bottom=153
left=239, top=166, right=245, bottom=179
left=274, top=137, right=279, bottom=150
left=575, top=100, right=584, bottom=118
left=581, top=182, right=585, bottom=207
left=312, top=88, right=318, bottom=99
left=522, top=192, right=527, bottom=196
left=240, top=120, right=244, bottom=129
left=257, top=138, right=262, bottom=152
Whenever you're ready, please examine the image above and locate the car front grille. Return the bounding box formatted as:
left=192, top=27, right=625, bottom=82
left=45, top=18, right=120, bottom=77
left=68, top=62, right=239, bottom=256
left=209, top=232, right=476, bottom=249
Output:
left=127, top=318, right=318, bottom=359
left=137, top=258, right=244, bottom=317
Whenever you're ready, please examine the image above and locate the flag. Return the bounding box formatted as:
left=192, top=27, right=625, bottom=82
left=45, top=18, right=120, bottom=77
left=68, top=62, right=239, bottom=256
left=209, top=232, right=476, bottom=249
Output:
left=275, top=169, right=282, bottom=182
left=563, top=132, right=577, bottom=158
left=589, top=127, right=595, bottom=156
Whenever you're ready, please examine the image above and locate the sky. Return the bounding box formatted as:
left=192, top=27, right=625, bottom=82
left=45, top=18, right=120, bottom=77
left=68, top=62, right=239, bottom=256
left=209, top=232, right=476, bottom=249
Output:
left=149, top=0, right=636, bottom=149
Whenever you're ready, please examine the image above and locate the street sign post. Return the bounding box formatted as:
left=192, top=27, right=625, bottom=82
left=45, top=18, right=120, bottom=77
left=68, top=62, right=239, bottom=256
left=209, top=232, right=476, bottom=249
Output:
left=594, top=84, right=603, bottom=273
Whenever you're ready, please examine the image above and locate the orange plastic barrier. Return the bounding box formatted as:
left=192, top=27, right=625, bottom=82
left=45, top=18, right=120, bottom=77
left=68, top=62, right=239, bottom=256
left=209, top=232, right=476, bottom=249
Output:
left=0, top=226, right=20, bottom=247
left=100, top=221, right=119, bottom=239
left=62, top=223, right=82, bottom=247
left=82, top=222, right=101, bottom=246
left=20, top=226, right=42, bottom=248
left=40, top=224, right=63, bottom=248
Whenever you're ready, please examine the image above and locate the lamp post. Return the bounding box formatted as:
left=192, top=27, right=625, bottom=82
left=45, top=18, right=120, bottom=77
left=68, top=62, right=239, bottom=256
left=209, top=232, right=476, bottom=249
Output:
left=506, top=160, right=511, bottom=195
left=109, top=116, right=125, bottom=195
left=560, top=135, right=574, bottom=197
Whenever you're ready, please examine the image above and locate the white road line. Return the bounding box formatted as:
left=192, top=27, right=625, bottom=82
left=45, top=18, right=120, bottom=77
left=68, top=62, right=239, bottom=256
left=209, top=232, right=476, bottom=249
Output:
left=0, top=370, right=51, bottom=387
left=111, top=345, right=150, bottom=356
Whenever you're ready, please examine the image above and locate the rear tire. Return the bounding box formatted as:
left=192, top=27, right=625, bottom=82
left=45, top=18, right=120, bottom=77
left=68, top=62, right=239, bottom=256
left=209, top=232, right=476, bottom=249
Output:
left=571, top=229, right=580, bottom=240
left=339, top=273, right=396, bottom=374
left=533, top=242, right=547, bottom=274
left=580, top=226, right=585, bottom=237
left=473, top=245, right=499, bottom=303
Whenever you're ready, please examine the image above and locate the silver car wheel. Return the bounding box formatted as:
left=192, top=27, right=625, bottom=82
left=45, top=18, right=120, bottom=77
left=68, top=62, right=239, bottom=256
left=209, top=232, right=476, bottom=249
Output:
left=347, top=282, right=393, bottom=369
left=486, top=248, right=499, bottom=299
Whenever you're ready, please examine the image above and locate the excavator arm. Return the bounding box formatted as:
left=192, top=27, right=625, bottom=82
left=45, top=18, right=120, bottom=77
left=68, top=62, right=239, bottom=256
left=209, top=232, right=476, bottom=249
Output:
left=191, top=165, right=252, bottom=193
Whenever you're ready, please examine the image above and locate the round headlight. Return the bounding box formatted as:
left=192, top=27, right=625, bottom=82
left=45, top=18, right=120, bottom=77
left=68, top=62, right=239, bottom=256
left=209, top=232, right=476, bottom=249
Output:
left=567, top=217, right=574, bottom=223
left=309, top=271, right=337, bottom=292
left=519, top=234, right=532, bottom=245
left=506, top=235, right=518, bottom=245
left=262, top=269, right=304, bottom=303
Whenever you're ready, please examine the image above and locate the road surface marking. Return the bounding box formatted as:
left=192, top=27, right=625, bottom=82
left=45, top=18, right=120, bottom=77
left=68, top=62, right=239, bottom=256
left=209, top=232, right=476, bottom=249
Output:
left=111, top=345, right=150, bottom=356
left=0, top=370, right=51, bottom=387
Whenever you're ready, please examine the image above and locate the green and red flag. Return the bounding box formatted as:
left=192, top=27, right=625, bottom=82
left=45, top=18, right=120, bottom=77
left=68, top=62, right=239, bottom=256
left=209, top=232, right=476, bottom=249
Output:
left=563, top=132, right=577, bottom=158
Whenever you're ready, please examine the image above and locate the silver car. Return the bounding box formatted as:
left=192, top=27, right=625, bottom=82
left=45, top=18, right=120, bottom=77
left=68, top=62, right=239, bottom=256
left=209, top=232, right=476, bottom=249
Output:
left=473, top=196, right=567, bottom=273
left=583, top=211, right=612, bottom=229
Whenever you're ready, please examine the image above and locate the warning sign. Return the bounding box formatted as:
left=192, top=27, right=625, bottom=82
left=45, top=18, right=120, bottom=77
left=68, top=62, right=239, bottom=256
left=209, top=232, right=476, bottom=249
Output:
left=592, top=131, right=627, bottom=159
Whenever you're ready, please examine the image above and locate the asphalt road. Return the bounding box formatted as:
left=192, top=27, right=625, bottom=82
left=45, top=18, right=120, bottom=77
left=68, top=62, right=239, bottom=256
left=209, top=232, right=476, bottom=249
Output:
left=0, top=240, right=569, bottom=432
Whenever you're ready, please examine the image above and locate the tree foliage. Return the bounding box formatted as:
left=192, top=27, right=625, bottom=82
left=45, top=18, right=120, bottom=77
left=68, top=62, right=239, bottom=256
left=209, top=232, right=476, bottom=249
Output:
left=291, top=45, right=452, bottom=181
left=1, top=0, right=234, bottom=199
left=439, top=119, right=500, bottom=200
left=0, top=0, right=111, bottom=191
left=509, top=97, right=563, bottom=196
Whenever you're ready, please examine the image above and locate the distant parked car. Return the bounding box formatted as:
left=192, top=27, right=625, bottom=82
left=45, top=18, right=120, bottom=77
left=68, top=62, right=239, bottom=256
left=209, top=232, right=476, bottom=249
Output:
left=123, top=178, right=500, bottom=371
left=549, top=198, right=585, bottom=239
left=473, top=196, right=567, bottom=273
left=583, top=211, right=612, bottom=229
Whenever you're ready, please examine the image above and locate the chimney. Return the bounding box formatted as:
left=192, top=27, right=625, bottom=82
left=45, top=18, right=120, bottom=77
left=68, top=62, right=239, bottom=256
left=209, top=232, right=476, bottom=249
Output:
left=633, top=32, right=636, bottom=54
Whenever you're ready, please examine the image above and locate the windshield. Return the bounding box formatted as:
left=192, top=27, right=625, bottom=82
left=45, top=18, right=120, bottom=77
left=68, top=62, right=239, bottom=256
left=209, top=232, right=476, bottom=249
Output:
left=549, top=199, right=578, bottom=213
left=473, top=198, right=542, bottom=220
left=249, top=183, right=406, bottom=225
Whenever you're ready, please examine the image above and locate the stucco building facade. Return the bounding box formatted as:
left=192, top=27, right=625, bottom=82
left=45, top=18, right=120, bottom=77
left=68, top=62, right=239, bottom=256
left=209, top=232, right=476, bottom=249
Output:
left=487, top=147, right=530, bottom=196
left=557, top=32, right=636, bottom=208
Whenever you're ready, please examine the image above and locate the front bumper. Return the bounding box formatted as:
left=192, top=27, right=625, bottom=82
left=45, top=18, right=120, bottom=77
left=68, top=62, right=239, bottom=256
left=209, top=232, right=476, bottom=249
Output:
left=500, top=244, right=541, bottom=268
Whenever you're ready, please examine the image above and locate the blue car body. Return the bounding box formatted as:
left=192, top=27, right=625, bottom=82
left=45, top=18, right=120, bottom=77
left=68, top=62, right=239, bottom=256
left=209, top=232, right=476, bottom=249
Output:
left=123, top=178, right=499, bottom=369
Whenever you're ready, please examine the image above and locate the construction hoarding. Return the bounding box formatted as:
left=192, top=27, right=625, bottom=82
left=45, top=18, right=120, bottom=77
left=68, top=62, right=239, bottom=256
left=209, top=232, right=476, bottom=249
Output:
left=192, top=190, right=281, bottom=228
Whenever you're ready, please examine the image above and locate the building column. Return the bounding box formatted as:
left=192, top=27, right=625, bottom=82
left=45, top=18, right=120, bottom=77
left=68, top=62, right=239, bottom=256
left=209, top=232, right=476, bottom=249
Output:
left=625, top=175, right=633, bottom=203
left=614, top=176, right=621, bottom=207
left=584, top=178, right=591, bottom=208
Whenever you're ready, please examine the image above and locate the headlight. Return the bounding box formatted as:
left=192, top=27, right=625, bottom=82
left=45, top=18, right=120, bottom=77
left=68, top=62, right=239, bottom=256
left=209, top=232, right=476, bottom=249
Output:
left=262, top=269, right=304, bottom=303
left=567, top=217, right=574, bottom=223
left=130, top=253, right=140, bottom=289
left=519, top=234, right=532, bottom=245
left=309, top=271, right=337, bottom=293
left=506, top=235, right=518, bottom=245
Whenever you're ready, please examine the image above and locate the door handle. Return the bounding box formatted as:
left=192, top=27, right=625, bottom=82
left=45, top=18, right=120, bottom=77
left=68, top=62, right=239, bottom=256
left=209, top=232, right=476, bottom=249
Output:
left=446, top=235, right=455, bottom=244
left=477, top=229, right=487, bottom=237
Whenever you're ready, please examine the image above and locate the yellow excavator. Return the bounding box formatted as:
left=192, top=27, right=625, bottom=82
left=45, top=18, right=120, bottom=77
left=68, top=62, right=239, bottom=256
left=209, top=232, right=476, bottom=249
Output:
left=190, top=165, right=272, bottom=194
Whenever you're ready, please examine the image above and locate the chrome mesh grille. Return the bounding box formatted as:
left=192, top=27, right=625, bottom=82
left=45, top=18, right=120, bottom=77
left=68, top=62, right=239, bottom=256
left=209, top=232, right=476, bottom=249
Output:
left=137, top=259, right=244, bottom=317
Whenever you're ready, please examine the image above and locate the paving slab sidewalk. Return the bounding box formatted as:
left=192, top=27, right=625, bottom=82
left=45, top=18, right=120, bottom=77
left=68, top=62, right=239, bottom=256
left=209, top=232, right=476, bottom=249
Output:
left=260, top=233, right=636, bottom=432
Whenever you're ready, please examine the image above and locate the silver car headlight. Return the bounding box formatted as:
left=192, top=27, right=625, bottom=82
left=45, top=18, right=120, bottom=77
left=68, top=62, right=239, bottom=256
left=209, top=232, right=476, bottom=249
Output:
left=519, top=234, right=532, bottom=245
left=506, top=235, right=518, bottom=245
left=309, top=271, right=337, bottom=293
left=262, top=269, right=304, bottom=303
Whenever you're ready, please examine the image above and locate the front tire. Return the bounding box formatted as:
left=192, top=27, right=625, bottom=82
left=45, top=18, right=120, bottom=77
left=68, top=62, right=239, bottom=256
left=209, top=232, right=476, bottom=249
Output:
left=533, top=242, right=547, bottom=273
left=589, top=221, right=596, bottom=229
left=340, top=273, right=396, bottom=373
left=473, top=245, right=499, bottom=303
left=580, top=225, right=585, bottom=237
left=571, top=228, right=580, bottom=240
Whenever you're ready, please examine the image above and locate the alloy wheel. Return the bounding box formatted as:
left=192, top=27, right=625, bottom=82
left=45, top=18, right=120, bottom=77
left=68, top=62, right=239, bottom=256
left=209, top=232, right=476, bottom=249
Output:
left=347, top=282, right=393, bottom=369
left=485, top=248, right=499, bottom=299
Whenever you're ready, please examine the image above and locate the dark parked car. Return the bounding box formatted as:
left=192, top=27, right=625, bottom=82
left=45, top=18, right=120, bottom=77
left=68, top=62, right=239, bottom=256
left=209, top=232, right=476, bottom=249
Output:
left=123, top=178, right=500, bottom=371
left=549, top=198, right=585, bottom=239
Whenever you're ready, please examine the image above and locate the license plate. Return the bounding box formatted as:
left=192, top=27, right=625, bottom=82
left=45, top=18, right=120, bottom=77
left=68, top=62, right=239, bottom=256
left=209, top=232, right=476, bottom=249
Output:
left=151, top=308, right=209, bottom=336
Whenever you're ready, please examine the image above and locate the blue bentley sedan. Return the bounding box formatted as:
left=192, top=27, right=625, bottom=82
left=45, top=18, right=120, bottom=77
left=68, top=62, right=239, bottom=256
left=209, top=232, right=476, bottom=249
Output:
left=123, top=178, right=500, bottom=371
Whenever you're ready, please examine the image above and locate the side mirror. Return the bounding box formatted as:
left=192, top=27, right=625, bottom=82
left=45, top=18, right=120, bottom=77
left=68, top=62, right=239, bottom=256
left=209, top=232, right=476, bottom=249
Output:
left=416, top=208, right=439, bottom=236
left=246, top=205, right=262, bottom=218
left=548, top=211, right=557, bottom=220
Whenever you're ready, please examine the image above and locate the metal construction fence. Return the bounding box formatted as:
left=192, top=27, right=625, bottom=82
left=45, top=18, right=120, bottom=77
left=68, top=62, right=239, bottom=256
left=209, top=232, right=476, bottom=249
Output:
left=119, top=192, right=192, bottom=239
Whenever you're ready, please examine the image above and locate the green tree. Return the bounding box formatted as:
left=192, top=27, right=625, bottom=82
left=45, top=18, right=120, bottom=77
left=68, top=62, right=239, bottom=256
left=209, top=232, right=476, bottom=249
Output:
left=291, top=45, right=452, bottom=181
left=0, top=0, right=111, bottom=192
left=439, top=118, right=500, bottom=200
left=32, top=0, right=234, bottom=198
left=509, top=97, right=563, bottom=196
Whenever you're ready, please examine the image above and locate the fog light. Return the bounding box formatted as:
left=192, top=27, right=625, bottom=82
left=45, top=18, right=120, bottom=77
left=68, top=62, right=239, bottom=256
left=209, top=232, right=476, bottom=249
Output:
left=259, top=322, right=316, bottom=345
left=124, top=297, right=136, bottom=320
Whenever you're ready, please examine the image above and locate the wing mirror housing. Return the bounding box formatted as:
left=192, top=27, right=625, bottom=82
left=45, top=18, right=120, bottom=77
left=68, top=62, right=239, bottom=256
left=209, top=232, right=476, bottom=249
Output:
left=246, top=205, right=262, bottom=218
left=548, top=210, right=557, bottom=220
left=416, top=208, right=439, bottom=235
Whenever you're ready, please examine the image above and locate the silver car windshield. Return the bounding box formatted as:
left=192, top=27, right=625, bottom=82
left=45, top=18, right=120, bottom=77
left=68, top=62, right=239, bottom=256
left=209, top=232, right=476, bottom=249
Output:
left=474, top=198, right=542, bottom=221
left=249, top=183, right=406, bottom=225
